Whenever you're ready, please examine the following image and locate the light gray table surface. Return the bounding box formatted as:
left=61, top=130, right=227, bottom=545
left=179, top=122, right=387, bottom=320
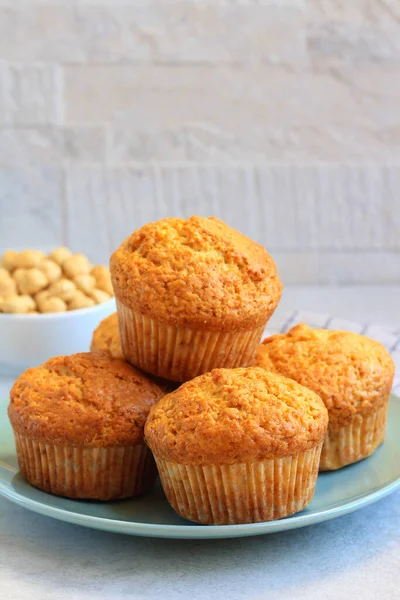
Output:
left=1, top=285, right=400, bottom=600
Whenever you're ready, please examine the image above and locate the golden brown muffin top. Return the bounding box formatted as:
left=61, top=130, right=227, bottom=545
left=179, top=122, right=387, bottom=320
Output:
left=90, top=313, right=123, bottom=359
left=254, top=324, right=395, bottom=429
left=9, top=352, right=164, bottom=447
left=110, top=216, right=282, bottom=331
left=145, top=367, right=328, bottom=465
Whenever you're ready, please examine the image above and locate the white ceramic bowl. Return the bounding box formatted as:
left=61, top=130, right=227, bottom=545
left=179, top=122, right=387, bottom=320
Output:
left=0, top=298, right=116, bottom=376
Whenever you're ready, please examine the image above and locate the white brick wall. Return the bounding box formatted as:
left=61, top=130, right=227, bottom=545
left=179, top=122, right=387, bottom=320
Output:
left=0, top=0, right=399, bottom=283
left=1, top=64, right=63, bottom=125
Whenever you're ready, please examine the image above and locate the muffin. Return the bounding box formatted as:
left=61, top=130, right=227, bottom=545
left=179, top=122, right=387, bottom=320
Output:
left=8, top=352, right=164, bottom=499
left=91, top=312, right=123, bottom=359
left=145, top=367, right=328, bottom=525
left=90, top=312, right=178, bottom=394
left=254, top=324, right=395, bottom=470
left=110, top=216, right=282, bottom=382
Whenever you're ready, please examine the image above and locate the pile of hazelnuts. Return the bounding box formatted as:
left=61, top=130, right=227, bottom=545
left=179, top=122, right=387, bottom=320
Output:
left=0, top=248, right=113, bottom=314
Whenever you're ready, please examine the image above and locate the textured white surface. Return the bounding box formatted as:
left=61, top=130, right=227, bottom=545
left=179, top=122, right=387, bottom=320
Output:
left=0, top=167, right=62, bottom=247
left=0, top=1, right=400, bottom=282
left=62, top=164, right=400, bottom=283
left=1, top=64, right=63, bottom=125
left=1, top=285, right=400, bottom=600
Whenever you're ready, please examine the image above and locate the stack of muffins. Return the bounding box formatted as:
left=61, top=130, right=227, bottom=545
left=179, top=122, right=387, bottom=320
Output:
left=8, top=216, right=395, bottom=525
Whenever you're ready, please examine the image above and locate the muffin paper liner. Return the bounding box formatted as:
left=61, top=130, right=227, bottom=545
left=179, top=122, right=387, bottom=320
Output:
left=319, top=402, right=388, bottom=471
left=154, top=444, right=323, bottom=525
left=116, top=300, right=265, bottom=382
left=14, top=434, right=157, bottom=500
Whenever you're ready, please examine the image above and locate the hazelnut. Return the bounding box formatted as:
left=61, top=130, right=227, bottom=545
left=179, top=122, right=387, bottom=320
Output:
left=17, top=268, right=48, bottom=295
left=39, top=296, right=67, bottom=313
left=89, top=289, right=111, bottom=304
left=0, top=247, right=112, bottom=315
left=63, top=254, right=92, bottom=278
left=74, top=274, right=96, bottom=295
left=13, top=268, right=26, bottom=286
left=68, top=291, right=95, bottom=311
left=0, top=294, right=35, bottom=314
left=0, top=268, right=17, bottom=296
left=14, top=249, right=46, bottom=269
left=35, top=289, right=49, bottom=303
left=38, top=259, right=62, bottom=284
left=2, top=249, right=19, bottom=272
left=34, top=290, right=50, bottom=311
left=91, top=265, right=113, bottom=295
left=50, top=247, right=72, bottom=266
left=47, top=279, right=77, bottom=302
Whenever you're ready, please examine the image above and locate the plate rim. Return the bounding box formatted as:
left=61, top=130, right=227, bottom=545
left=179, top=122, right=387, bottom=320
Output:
left=1, top=395, right=400, bottom=540
left=1, top=471, right=400, bottom=539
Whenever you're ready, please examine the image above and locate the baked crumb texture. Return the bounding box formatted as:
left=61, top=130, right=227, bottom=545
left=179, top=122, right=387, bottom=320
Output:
left=145, top=367, right=328, bottom=465
left=254, top=324, right=395, bottom=469
left=91, top=312, right=123, bottom=359
left=145, top=367, right=327, bottom=524
left=110, top=216, right=282, bottom=331
left=9, top=352, right=164, bottom=447
left=110, top=216, right=282, bottom=381
left=8, top=352, right=164, bottom=499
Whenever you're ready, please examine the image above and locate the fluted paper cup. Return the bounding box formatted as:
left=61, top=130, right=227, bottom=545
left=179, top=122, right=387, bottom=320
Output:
left=319, top=402, right=388, bottom=471
left=154, top=444, right=323, bottom=525
left=14, top=433, right=157, bottom=500
left=116, top=299, right=265, bottom=382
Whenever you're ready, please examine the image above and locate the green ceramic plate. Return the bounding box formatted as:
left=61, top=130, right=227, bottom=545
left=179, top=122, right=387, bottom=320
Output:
left=1, top=395, right=400, bottom=539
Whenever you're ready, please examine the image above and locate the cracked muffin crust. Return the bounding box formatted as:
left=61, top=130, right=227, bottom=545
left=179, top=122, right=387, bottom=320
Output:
left=145, top=367, right=327, bottom=524
left=254, top=324, right=395, bottom=469
left=110, top=216, right=282, bottom=381
left=90, top=312, right=123, bottom=359
left=145, top=366, right=328, bottom=465
left=9, top=352, right=163, bottom=447
left=8, top=352, right=164, bottom=499
left=111, top=216, right=282, bottom=331
left=254, top=324, right=394, bottom=429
